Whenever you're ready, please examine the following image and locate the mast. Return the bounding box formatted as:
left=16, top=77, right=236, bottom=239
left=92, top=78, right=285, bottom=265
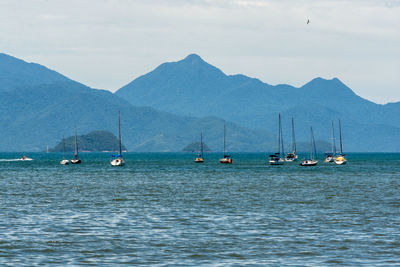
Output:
left=200, top=131, right=203, bottom=156
left=281, top=116, right=284, bottom=158
left=278, top=113, right=281, bottom=156
left=311, top=127, right=317, bottom=160
left=333, top=122, right=337, bottom=154
left=291, top=117, right=296, bottom=154
left=74, top=127, right=78, bottom=159
left=62, top=136, right=66, bottom=158
left=339, top=119, right=343, bottom=154
left=309, top=127, right=313, bottom=159
left=223, top=124, right=226, bottom=156
left=118, top=111, right=122, bottom=156
left=331, top=121, right=336, bottom=154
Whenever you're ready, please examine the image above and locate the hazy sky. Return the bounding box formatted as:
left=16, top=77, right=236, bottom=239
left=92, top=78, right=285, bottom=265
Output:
left=1, top=0, right=399, bottom=104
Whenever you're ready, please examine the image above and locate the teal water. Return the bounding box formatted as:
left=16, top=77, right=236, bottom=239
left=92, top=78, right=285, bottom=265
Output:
left=1, top=152, right=399, bottom=266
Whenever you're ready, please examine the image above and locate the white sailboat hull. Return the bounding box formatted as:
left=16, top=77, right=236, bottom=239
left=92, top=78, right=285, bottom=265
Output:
left=111, top=158, right=125, bottom=166
left=60, top=159, right=69, bottom=165
left=300, top=160, right=318, bottom=166
left=334, top=156, right=347, bottom=165
left=269, top=158, right=284, bottom=165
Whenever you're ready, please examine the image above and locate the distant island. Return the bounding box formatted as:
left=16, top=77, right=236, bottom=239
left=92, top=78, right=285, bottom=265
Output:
left=182, top=142, right=212, bottom=152
left=50, top=131, right=127, bottom=152
left=295, top=140, right=331, bottom=153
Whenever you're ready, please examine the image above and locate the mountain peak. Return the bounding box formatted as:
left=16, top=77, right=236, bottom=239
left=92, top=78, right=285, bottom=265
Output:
left=183, top=53, right=204, bottom=63
left=301, top=76, right=362, bottom=103
left=305, top=77, right=347, bottom=88
left=177, top=54, right=224, bottom=77
left=309, top=76, right=337, bottom=83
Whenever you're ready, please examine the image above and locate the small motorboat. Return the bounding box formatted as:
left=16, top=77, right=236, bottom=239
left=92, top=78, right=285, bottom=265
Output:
left=20, top=155, right=33, bottom=161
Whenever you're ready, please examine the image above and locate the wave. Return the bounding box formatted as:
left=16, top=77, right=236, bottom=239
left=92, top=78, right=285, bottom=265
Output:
left=0, top=158, right=33, bottom=162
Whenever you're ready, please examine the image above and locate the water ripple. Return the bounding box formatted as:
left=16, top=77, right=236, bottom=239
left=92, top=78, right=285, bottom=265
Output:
left=0, top=152, right=399, bottom=265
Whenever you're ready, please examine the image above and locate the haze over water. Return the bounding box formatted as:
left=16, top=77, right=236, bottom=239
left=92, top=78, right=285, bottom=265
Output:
left=1, top=152, right=399, bottom=265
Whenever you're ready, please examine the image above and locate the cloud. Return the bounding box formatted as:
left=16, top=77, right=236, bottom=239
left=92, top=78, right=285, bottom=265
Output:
left=38, top=14, right=67, bottom=21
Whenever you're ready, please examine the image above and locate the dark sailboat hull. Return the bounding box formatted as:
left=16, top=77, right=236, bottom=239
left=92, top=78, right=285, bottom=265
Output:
left=70, top=159, right=81, bottom=164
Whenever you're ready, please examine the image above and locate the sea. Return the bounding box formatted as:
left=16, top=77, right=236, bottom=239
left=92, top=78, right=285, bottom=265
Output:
left=0, top=152, right=399, bottom=266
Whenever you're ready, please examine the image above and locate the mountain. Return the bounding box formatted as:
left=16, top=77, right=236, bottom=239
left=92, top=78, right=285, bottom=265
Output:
left=116, top=54, right=400, bottom=152
left=2, top=52, right=398, bottom=152
left=0, top=53, right=274, bottom=152
left=0, top=53, right=72, bottom=92
left=50, top=130, right=127, bottom=152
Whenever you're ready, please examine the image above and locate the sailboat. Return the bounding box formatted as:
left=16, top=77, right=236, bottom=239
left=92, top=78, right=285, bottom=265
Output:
left=195, top=132, right=204, bottom=163
left=300, top=126, right=318, bottom=166
left=324, top=121, right=336, bottom=163
left=60, top=136, right=69, bottom=165
left=269, top=113, right=285, bottom=165
left=111, top=111, right=125, bottom=166
left=334, top=119, right=347, bottom=165
left=220, top=125, right=233, bottom=164
left=70, top=128, right=81, bottom=164
left=285, top=117, right=298, bottom=162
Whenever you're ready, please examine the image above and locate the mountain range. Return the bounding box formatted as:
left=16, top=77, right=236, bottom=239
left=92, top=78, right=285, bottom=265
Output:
left=116, top=54, right=400, bottom=152
left=0, top=52, right=398, bottom=152
left=0, top=53, right=273, bottom=152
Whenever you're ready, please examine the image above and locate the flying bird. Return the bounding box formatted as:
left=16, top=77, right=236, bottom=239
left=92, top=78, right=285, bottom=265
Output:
left=307, top=19, right=310, bottom=24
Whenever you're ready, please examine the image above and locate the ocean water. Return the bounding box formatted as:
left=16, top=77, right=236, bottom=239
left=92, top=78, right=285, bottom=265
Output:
left=0, top=152, right=399, bottom=266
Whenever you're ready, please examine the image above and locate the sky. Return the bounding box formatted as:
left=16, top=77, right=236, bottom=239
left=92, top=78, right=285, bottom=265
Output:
left=0, top=0, right=399, bottom=104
